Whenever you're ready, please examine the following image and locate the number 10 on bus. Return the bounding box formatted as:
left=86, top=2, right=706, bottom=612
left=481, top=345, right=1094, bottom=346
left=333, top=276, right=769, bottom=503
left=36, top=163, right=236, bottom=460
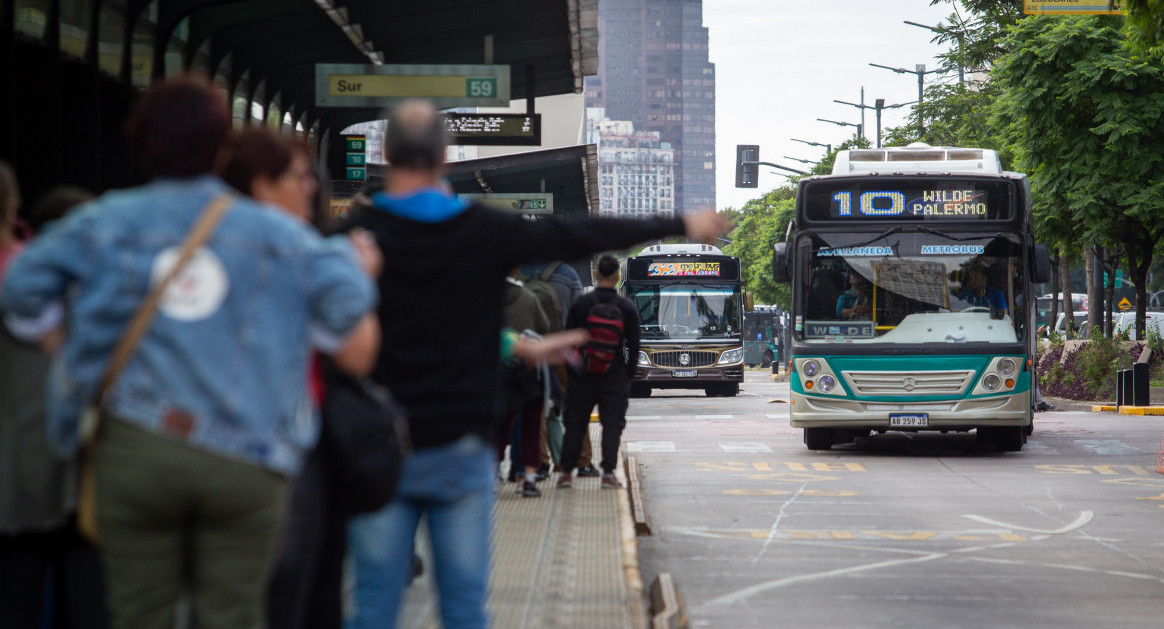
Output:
left=467, top=78, right=496, bottom=97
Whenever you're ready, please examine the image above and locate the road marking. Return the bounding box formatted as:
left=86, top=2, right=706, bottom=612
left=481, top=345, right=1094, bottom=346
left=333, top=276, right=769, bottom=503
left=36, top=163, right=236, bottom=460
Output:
left=1134, top=493, right=1164, bottom=501
left=1103, top=477, right=1164, bottom=487
left=746, top=472, right=841, bottom=482
left=700, top=552, right=947, bottom=607
left=693, top=461, right=867, bottom=472
left=961, top=511, right=1093, bottom=535
left=696, top=414, right=734, bottom=420
left=1075, top=440, right=1139, bottom=455
left=1035, top=464, right=1154, bottom=476
left=625, top=415, right=662, bottom=420
left=765, top=413, right=787, bottom=419
left=722, top=488, right=858, bottom=497
left=718, top=442, right=772, bottom=453
left=626, top=441, right=675, bottom=453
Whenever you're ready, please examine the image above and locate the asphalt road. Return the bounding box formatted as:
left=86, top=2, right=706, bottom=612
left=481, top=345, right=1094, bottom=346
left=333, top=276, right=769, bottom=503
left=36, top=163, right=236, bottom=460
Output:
left=626, top=371, right=1164, bottom=629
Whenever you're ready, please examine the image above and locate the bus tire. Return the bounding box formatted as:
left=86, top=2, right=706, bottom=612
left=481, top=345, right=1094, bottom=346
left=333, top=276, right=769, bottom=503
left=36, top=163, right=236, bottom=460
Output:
left=761, top=350, right=774, bottom=369
left=630, top=383, right=652, bottom=398
left=804, top=427, right=833, bottom=451
left=721, top=383, right=739, bottom=397
left=994, top=426, right=1024, bottom=452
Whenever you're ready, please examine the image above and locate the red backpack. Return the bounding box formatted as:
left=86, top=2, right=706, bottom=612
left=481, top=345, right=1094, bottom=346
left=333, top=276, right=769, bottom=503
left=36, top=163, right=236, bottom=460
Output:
left=583, top=301, right=625, bottom=375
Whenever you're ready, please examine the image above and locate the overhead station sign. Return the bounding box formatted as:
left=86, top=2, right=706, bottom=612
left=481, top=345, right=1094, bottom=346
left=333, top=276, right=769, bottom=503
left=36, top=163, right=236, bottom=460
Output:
left=316, top=64, right=510, bottom=108
left=445, top=113, right=541, bottom=146
left=459, top=193, right=553, bottom=215
left=1023, top=0, right=1125, bottom=14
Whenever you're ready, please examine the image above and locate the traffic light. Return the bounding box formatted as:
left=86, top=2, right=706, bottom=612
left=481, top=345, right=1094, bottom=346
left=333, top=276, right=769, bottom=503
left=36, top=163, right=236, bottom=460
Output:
left=735, top=144, right=759, bottom=188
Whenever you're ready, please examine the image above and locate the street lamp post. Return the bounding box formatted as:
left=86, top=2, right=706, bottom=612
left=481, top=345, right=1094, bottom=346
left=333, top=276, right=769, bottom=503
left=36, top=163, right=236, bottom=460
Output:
left=872, top=98, right=916, bottom=148
left=783, top=155, right=816, bottom=165
left=869, top=62, right=943, bottom=131
left=790, top=138, right=832, bottom=153
left=817, top=118, right=862, bottom=142
left=834, top=88, right=877, bottom=141
left=903, top=20, right=964, bottom=85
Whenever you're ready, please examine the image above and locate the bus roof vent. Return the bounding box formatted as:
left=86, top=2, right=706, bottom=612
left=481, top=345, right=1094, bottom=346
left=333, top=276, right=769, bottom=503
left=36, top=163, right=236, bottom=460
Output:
left=641, top=243, right=723, bottom=255
left=832, top=145, right=1001, bottom=175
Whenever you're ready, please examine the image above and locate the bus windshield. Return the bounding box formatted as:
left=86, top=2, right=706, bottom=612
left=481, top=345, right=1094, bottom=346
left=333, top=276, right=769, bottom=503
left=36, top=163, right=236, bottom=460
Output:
left=628, top=284, right=742, bottom=340
left=796, top=232, right=1027, bottom=344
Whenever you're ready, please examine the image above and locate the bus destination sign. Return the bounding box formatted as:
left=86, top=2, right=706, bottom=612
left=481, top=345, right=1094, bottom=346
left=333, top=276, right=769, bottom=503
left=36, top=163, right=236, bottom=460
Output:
left=647, top=262, right=721, bottom=277
left=445, top=113, right=541, bottom=146
left=804, top=179, right=1013, bottom=222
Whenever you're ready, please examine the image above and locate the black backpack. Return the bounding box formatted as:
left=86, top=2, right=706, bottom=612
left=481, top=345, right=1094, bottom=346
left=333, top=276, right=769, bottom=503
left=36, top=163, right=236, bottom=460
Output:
left=582, top=300, right=626, bottom=375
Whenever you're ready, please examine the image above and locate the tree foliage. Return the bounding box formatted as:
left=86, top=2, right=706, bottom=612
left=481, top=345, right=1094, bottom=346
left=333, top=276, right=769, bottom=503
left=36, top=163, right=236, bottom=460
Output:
left=723, top=187, right=795, bottom=308
left=1124, top=0, right=1164, bottom=56
left=991, top=15, right=1164, bottom=338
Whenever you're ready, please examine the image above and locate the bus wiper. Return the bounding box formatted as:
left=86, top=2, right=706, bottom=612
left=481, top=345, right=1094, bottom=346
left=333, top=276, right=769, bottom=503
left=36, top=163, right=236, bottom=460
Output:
left=840, top=226, right=902, bottom=250
left=917, top=226, right=1006, bottom=242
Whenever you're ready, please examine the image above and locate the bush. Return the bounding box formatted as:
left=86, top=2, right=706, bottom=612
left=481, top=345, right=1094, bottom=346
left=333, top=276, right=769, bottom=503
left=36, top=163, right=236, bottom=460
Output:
left=1036, top=332, right=1144, bottom=401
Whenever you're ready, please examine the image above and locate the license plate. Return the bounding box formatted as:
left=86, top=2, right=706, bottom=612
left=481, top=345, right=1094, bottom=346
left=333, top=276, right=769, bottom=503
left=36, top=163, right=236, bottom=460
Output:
left=673, top=370, right=697, bottom=378
left=889, top=413, right=929, bottom=427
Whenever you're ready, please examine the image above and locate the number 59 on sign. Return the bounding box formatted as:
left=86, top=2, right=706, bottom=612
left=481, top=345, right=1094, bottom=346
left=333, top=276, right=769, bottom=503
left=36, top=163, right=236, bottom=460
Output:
left=467, top=78, right=496, bottom=97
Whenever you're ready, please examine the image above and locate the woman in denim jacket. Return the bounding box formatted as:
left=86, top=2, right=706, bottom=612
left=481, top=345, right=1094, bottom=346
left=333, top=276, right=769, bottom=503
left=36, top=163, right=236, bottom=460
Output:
left=1, top=77, right=380, bottom=629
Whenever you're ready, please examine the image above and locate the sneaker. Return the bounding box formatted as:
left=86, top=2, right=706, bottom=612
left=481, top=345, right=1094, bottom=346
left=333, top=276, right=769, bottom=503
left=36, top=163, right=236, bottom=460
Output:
left=556, top=472, right=573, bottom=488
left=577, top=464, right=601, bottom=478
left=1036, top=401, right=1056, bottom=412
left=535, top=463, right=550, bottom=482
left=521, top=480, right=542, bottom=498
left=601, top=473, right=622, bottom=489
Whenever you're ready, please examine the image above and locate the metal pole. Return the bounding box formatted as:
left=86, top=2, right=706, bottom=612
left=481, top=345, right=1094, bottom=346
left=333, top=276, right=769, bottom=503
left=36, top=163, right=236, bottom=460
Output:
left=860, top=87, right=866, bottom=140
left=875, top=99, right=884, bottom=148
left=916, top=64, right=925, bottom=132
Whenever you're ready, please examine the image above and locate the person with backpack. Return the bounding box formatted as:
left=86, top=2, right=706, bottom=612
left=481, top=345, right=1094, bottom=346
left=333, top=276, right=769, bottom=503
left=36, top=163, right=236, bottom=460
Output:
left=557, top=255, right=640, bottom=489
left=518, top=261, right=603, bottom=479
left=499, top=269, right=551, bottom=497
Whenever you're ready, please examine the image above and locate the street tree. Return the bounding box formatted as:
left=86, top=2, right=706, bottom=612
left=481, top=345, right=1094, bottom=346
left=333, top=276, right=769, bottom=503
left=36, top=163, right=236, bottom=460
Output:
left=723, top=187, right=795, bottom=308
left=991, top=15, right=1164, bottom=339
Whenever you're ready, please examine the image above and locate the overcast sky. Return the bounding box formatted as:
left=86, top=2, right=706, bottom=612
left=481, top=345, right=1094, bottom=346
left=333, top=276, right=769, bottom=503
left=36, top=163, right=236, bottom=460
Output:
left=706, top=0, right=962, bottom=211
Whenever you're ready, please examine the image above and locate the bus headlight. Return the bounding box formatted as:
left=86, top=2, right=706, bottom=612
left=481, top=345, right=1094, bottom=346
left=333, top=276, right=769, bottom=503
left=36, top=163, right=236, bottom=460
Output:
left=717, top=348, right=743, bottom=365
left=817, top=374, right=837, bottom=393
left=638, top=351, right=651, bottom=366
left=982, top=374, right=1002, bottom=391
left=997, top=358, right=1017, bottom=377
left=802, top=360, right=821, bottom=377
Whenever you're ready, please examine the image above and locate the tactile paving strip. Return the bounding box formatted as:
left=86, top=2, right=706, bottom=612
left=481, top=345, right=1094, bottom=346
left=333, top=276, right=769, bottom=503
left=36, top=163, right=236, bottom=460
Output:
left=400, top=424, right=637, bottom=629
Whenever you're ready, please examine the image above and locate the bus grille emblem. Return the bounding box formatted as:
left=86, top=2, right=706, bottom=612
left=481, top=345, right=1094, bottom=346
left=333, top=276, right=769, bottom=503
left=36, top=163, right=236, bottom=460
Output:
left=680, top=353, right=691, bottom=366
left=902, top=376, right=917, bottom=391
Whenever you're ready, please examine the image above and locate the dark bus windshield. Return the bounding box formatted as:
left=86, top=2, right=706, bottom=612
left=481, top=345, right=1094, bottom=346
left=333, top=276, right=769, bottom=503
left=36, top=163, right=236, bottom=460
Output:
left=627, top=284, right=742, bottom=340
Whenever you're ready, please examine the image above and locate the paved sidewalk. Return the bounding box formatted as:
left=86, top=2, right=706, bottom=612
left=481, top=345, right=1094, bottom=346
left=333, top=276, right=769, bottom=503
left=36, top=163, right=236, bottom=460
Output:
left=397, top=424, right=645, bottom=629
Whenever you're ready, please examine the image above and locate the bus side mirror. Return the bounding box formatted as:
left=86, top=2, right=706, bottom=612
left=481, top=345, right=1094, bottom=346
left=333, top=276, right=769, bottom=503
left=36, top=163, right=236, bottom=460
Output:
left=772, top=242, right=791, bottom=283
left=1032, top=244, right=1051, bottom=284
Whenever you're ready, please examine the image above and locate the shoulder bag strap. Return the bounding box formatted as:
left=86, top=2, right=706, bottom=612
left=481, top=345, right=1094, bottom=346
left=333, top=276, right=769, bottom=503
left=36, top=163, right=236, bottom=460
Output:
left=91, top=193, right=233, bottom=410
left=539, top=261, right=561, bottom=282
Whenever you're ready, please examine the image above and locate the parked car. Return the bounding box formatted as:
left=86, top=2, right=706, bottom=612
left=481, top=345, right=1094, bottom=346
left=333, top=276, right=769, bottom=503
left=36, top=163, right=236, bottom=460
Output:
left=1112, top=311, right=1164, bottom=340
left=1043, top=311, right=1089, bottom=337
left=1036, top=293, right=1088, bottom=328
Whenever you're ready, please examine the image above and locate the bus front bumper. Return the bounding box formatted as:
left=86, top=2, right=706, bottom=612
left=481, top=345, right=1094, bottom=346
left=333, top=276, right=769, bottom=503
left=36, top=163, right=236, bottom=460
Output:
left=788, top=390, right=1031, bottom=430
left=635, top=366, right=744, bottom=388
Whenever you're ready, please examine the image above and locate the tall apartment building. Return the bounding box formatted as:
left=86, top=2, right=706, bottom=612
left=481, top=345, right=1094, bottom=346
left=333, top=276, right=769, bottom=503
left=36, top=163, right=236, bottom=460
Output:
left=586, top=0, right=716, bottom=214
left=595, top=119, right=674, bottom=219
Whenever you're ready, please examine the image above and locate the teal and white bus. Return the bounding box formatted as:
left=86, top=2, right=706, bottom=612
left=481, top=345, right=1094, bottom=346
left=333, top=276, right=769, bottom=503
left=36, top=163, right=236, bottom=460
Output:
left=771, top=144, right=1051, bottom=451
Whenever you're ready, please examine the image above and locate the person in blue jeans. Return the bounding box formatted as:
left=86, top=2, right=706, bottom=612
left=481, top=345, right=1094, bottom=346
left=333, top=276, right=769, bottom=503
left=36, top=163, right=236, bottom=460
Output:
left=341, top=99, right=730, bottom=629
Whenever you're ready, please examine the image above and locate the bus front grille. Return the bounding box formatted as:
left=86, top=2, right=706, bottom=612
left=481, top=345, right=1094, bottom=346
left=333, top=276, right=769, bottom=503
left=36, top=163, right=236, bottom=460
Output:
left=652, top=351, right=717, bottom=368
left=842, top=370, right=975, bottom=396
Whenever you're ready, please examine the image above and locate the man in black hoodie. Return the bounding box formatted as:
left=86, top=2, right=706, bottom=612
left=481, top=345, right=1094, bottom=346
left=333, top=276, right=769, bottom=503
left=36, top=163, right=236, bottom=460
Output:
left=343, top=99, right=728, bottom=629
left=556, top=255, right=639, bottom=490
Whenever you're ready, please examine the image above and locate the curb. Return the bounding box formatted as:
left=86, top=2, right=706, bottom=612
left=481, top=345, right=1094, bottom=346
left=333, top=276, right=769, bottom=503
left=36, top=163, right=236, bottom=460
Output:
left=648, top=573, right=688, bottom=629
left=615, top=451, right=647, bottom=629
left=625, top=456, right=652, bottom=535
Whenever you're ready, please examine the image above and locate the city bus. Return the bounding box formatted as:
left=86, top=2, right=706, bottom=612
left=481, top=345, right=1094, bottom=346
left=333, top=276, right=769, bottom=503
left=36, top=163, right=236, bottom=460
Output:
left=771, top=144, right=1051, bottom=451
left=623, top=244, right=746, bottom=397
left=742, top=305, right=784, bottom=368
